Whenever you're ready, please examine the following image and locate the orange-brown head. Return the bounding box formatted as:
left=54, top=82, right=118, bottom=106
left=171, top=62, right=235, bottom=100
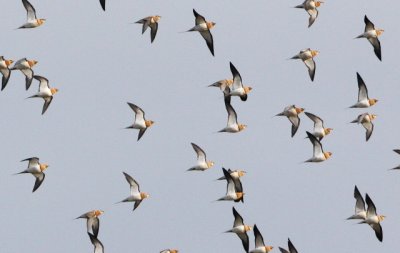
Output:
left=236, top=192, right=244, bottom=200
left=311, top=50, right=319, bottom=57
left=94, top=210, right=104, bottom=217
left=169, top=250, right=179, bottom=253
left=145, top=120, right=155, bottom=127
left=206, top=161, right=214, bottom=168
left=244, top=86, right=253, bottom=94
left=50, top=88, right=59, bottom=95
left=265, top=246, right=274, bottom=252
left=378, top=215, right=386, bottom=222
left=140, top=192, right=150, bottom=199
left=370, top=114, right=377, bottom=121
left=315, top=1, right=324, bottom=7
left=39, top=163, right=49, bottom=171
left=238, top=124, right=247, bottom=131
left=244, top=225, right=252, bottom=232
left=238, top=170, right=246, bottom=177
left=37, top=19, right=46, bottom=25
left=5, top=59, right=13, bottom=66
left=324, top=128, right=333, bottom=135
left=206, top=22, right=216, bottom=29
left=369, top=98, right=378, bottom=106
left=376, top=29, right=384, bottom=36
left=295, top=107, right=305, bottom=114
left=28, top=60, right=38, bottom=68
left=152, top=15, right=161, bottom=23
left=323, top=152, right=332, bottom=160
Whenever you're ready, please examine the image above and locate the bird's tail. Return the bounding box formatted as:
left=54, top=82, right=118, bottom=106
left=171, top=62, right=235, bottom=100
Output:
left=215, top=176, right=225, bottom=181
left=115, top=198, right=129, bottom=204
left=13, top=170, right=28, bottom=175
left=26, top=95, right=38, bottom=99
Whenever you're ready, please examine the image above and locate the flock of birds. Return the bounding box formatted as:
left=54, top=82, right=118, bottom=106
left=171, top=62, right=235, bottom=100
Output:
left=2, top=0, right=392, bottom=252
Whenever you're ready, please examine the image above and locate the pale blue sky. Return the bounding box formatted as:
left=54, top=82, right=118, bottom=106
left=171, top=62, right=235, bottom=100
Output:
left=1, top=0, right=399, bottom=252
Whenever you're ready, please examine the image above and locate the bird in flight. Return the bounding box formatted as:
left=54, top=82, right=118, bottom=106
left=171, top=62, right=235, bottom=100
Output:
left=185, top=9, right=216, bottom=56
left=294, top=0, right=324, bottom=28
left=135, top=16, right=161, bottom=43
left=125, top=102, right=154, bottom=141
left=117, top=172, right=149, bottom=211
left=187, top=143, right=214, bottom=171
left=27, top=75, right=59, bottom=115
left=355, top=15, right=384, bottom=61
left=19, top=0, right=45, bottom=29
left=16, top=157, right=49, bottom=192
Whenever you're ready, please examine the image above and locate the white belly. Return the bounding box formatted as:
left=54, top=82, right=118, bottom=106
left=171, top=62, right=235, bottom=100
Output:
left=27, top=165, right=41, bottom=173
left=231, top=225, right=245, bottom=234
left=132, top=121, right=146, bottom=129
left=250, top=247, right=266, bottom=253
left=230, top=88, right=245, bottom=96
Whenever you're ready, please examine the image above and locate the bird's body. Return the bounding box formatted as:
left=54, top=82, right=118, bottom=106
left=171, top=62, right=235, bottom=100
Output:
left=225, top=207, right=251, bottom=252
left=160, top=250, right=178, bottom=253
left=0, top=56, right=13, bottom=90
left=290, top=49, right=318, bottom=81
left=217, top=169, right=246, bottom=180
left=295, top=0, right=323, bottom=27
left=186, top=9, right=215, bottom=56
left=19, top=0, right=45, bottom=29
left=217, top=168, right=244, bottom=202
left=304, top=112, right=332, bottom=140
left=126, top=102, right=154, bottom=141
left=219, top=98, right=246, bottom=133
left=350, top=73, right=378, bottom=108
left=249, top=225, right=273, bottom=253
left=11, top=58, right=38, bottom=90
left=27, top=75, right=58, bottom=115
left=276, top=105, right=304, bottom=137
left=351, top=113, right=376, bottom=141
left=136, top=15, right=161, bottom=43
left=226, top=62, right=252, bottom=101
left=359, top=194, right=385, bottom=242
left=76, top=210, right=104, bottom=238
left=118, top=172, right=149, bottom=211
left=355, top=15, right=383, bottom=61
left=16, top=157, right=48, bottom=192
left=188, top=143, right=214, bottom=171
left=305, top=131, right=331, bottom=162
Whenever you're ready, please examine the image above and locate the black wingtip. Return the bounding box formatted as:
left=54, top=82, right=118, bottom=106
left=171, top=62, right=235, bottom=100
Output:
left=99, top=0, right=106, bottom=11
